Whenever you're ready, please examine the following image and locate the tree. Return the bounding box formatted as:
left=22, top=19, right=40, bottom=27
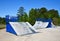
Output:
left=17, top=7, right=25, bottom=22
left=17, top=7, right=29, bottom=22
left=39, top=7, right=47, bottom=18
left=29, top=8, right=40, bottom=25
left=24, top=12, right=28, bottom=22
left=0, top=17, right=6, bottom=24
left=52, top=17, right=59, bottom=25
left=29, top=7, right=48, bottom=25
left=44, top=9, right=59, bottom=19
left=20, top=12, right=28, bottom=22
left=17, top=7, right=25, bottom=16
left=29, top=8, right=35, bottom=25
left=17, top=7, right=60, bottom=26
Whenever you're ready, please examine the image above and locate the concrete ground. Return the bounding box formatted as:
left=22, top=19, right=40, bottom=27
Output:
left=0, top=27, right=60, bottom=41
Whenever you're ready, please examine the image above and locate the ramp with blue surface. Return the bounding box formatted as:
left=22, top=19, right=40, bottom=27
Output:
left=9, top=22, right=35, bottom=35
left=5, top=15, right=37, bottom=35
left=33, top=21, right=49, bottom=29
left=36, top=18, right=52, bottom=28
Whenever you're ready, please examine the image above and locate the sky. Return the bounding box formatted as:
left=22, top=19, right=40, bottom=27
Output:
left=0, top=0, right=60, bottom=17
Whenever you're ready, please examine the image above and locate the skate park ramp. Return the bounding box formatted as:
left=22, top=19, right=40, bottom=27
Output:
left=9, top=22, right=37, bottom=35
left=26, top=22, right=38, bottom=32
left=33, top=21, right=49, bottom=29
left=51, top=22, right=56, bottom=28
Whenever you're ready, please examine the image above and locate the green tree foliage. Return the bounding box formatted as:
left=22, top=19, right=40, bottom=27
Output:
left=17, top=7, right=24, bottom=16
left=17, top=7, right=25, bottom=22
left=23, top=12, right=29, bottom=22
left=29, top=8, right=36, bottom=25
left=0, top=17, right=6, bottom=24
left=44, top=9, right=59, bottom=19
left=17, top=7, right=28, bottom=22
left=17, top=7, right=60, bottom=25
left=39, top=7, right=47, bottom=18
left=52, top=17, right=59, bottom=25
left=29, top=7, right=48, bottom=25
left=20, top=12, right=28, bottom=22
left=29, top=8, right=40, bottom=25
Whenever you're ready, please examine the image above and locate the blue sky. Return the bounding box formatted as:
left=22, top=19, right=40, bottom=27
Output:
left=0, top=0, right=60, bottom=17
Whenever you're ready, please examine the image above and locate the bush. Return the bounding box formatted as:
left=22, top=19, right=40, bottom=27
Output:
left=0, top=24, right=5, bottom=29
left=52, top=17, right=60, bottom=26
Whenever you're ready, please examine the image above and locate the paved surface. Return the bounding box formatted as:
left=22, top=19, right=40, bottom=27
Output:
left=0, top=27, right=60, bottom=41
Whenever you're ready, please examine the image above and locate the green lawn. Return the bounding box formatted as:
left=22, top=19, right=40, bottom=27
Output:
left=0, top=24, right=6, bottom=29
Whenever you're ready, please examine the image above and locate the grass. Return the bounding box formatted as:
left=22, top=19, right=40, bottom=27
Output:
left=0, top=24, right=6, bottom=29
